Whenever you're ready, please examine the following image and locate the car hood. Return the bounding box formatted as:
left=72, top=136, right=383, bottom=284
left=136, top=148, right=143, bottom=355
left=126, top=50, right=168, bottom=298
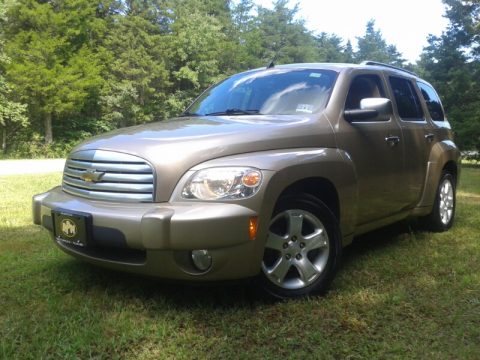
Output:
left=72, top=115, right=336, bottom=200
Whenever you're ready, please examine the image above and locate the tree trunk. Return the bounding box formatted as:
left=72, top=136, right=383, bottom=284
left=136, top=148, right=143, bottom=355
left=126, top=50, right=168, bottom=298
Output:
left=1, top=127, right=6, bottom=154
left=44, top=112, right=53, bottom=144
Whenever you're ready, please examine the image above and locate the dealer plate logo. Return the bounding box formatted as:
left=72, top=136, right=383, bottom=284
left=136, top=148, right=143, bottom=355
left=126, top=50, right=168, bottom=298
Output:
left=61, top=219, right=77, bottom=238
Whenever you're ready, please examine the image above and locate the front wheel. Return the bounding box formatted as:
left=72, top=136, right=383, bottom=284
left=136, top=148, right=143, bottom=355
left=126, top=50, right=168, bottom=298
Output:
left=423, top=172, right=456, bottom=232
left=260, top=194, right=341, bottom=299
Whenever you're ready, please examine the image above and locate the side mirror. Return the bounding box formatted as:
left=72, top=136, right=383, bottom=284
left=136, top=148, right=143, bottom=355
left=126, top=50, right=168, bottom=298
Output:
left=344, top=98, right=392, bottom=122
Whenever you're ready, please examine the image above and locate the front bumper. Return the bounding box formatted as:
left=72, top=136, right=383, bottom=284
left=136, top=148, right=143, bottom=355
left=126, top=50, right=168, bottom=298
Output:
left=33, top=186, right=264, bottom=280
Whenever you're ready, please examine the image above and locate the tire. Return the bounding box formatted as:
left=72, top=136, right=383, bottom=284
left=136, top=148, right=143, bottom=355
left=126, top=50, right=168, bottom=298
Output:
left=259, top=193, right=342, bottom=299
left=423, top=172, right=456, bottom=232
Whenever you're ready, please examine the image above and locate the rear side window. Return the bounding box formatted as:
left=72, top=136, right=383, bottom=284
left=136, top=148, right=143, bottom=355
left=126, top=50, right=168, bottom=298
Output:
left=389, top=77, right=424, bottom=120
left=417, top=82, right=445, bottom=121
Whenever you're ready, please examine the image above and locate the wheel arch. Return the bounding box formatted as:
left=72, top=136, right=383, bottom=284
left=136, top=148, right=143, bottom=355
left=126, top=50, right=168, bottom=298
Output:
left=416, top=140, right=461, bottom=210
left=279, top=177, right=340, bottom=222
left=257, top=151, right=358, bottom=247
left=442, top=160, right=459, bottom=186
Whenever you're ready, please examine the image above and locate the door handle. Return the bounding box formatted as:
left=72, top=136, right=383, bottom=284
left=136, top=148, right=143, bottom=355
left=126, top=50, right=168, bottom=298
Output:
left=385, top=135, right=400, bottom=147
left=425, top=133, right=435, bottom=142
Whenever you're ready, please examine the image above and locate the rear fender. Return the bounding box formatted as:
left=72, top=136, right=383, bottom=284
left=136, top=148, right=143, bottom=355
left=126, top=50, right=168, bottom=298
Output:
left=416, top=140, right=461, bottom=210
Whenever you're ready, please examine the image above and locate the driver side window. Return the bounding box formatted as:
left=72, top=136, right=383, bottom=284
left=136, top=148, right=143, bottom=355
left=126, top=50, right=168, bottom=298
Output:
left=345, top=74, right=386, bottom=110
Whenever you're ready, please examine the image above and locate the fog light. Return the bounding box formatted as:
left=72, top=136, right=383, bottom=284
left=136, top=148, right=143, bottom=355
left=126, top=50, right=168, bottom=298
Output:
left=191, top=250, right=212, bottom=272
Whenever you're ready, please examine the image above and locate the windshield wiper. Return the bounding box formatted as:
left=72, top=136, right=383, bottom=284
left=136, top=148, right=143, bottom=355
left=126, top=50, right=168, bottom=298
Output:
left=178, top=111, right=200, bottom=117
left=205, top=109, right=261, bottom=116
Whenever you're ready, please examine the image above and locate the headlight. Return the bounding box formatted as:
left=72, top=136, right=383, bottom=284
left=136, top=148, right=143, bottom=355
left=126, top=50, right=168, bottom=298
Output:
left=182, top=167, right=262, bottom=200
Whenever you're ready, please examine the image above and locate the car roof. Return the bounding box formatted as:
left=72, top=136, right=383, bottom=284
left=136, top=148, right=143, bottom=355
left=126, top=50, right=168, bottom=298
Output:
left=247, top=62, right=420, bottom=80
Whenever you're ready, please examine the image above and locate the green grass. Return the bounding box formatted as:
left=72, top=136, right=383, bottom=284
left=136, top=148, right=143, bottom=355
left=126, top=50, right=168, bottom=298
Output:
left=1, top=169, right=479, bottom=359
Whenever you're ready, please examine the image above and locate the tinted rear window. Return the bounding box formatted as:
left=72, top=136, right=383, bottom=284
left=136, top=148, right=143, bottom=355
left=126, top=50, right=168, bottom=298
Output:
left=417, top=82, right=445, bottom=121
left=389, top=77, right=424, bottom=120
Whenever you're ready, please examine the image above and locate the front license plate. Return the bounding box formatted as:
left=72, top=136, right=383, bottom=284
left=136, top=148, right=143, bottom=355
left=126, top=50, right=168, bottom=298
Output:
left=53, top=210, right=91, bottom=247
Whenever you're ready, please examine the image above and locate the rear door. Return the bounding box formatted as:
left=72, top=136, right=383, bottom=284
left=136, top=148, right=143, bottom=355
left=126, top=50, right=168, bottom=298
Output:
left=387, top=76, right=432, bottom=207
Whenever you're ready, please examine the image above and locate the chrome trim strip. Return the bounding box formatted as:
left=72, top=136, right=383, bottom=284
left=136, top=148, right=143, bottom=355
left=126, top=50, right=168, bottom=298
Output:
left=66, top=159, right=152, bottom=173
left=63, top=177, right=154, bottom=193
left=64, top=168, right=153, bottom=183
left=70, top=150, right=146, bottom=163
left=63, top=184, right=153, bottom=202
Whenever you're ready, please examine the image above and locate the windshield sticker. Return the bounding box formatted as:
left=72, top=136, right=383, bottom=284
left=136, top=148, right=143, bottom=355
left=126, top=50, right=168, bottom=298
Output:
left=296, top=104, right=314, bottom=113
left=309, top=73, right=322, bottom=78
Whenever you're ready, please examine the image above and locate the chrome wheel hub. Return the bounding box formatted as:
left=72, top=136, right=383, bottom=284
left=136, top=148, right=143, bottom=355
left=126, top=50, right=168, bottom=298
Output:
left=262, top=209, right=330, bottom=290
left=439, top=179, right=454, bottom=225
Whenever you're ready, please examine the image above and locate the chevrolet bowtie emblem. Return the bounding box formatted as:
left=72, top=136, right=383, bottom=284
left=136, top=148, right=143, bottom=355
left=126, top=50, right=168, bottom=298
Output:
left=81, top=170, right=105, bottom=183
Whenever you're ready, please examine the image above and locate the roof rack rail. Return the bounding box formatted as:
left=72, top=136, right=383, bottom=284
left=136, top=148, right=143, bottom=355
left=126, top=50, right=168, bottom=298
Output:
left=360, top=61, right=418, bottom=77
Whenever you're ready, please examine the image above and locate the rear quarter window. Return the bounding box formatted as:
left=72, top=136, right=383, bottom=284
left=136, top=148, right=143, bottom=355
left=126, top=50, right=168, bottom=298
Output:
left=417, top=82, right=445, bottom=121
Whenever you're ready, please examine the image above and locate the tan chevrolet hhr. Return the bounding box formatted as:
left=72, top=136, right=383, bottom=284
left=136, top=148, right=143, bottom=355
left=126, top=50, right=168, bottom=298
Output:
left=33, top=61, right=460, bottom=298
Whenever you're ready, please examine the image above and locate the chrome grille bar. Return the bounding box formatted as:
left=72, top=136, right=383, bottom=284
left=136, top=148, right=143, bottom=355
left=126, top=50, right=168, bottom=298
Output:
left=64, top=168, right=153, bottom=183
left=63, top=184, right=154, bottom=202
left=63, top=177, right=153, bottom=193
left=66, top=159, right=152, bottom=173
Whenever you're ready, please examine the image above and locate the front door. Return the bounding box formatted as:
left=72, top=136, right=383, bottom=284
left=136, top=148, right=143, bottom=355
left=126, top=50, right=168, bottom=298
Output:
left=335, top=73, right=405, bottom=225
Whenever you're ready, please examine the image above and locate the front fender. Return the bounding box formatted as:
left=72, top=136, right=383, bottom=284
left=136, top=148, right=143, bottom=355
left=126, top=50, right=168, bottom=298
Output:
left=175, top=148, right=358, bottom=247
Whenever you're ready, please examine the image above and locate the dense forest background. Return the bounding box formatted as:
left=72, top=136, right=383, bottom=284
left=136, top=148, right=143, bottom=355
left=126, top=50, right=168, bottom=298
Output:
left=0, top=0, right=479, bottom=158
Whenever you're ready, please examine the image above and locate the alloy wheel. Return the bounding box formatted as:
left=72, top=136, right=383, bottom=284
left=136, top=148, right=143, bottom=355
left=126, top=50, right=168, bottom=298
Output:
left=262, top=209, right=330, bottom=290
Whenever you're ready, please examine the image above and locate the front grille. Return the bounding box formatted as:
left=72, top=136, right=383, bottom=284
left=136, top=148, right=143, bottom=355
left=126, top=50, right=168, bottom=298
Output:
left=62, top=150, right=155, bottom=202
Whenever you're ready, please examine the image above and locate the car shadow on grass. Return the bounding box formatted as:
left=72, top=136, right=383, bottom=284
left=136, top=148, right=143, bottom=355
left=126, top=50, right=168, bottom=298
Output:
left=51, top=256, right=266, bottom=308
left=42, top=219, right=422, bottom=308
left=343, top=219, right=416, bottom=259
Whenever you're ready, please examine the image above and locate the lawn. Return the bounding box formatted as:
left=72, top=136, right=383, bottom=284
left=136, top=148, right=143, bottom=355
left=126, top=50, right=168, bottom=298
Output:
left=1, top=169, right=479, bottom=359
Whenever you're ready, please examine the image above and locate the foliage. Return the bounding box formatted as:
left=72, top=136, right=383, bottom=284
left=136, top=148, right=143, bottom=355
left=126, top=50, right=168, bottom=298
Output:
left=253, top=0, right=316, bottom=64
left=355, top=20, right=405, bottom=66
left=0, top=77, right=29, bottom=151
left=4, top=0, right=106, bottom=145
left=101, top=1, right=170, bottom=126
left=1, top=133, right=80, bottom=159
left=162, top=0, right=229, bottom=117
left=316, top=33, right=354, bottom=63
left=0, top=0, right=478, bottom=156
left=0, top=0, right=29, bottom=153
left=418, top=0, right=480, bottom=151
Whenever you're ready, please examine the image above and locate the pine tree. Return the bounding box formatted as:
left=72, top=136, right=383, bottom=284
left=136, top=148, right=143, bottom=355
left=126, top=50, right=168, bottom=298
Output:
left=355, top=20, right=405, bottom=66
left=5, top=0, right=105, bottom=144
left=101, top=1, right=170, bottom=127
left=159, top=0, right=230, bottom=117
left=0, top=0, right=28, bottom=153
left=418, top=1, right=480, bottom=151
left=253, top=0, right=318, bottom=65
left=315, top=33, right=350, bottom=63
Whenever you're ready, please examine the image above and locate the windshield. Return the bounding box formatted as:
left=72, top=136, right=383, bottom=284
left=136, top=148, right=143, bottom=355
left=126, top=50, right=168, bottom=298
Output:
left=185, top=68, right=337, bottom=116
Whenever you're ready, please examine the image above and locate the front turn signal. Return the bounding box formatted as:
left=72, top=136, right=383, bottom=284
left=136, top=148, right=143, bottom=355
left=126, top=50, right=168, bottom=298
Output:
left=249, top=216, right=258, bottom=240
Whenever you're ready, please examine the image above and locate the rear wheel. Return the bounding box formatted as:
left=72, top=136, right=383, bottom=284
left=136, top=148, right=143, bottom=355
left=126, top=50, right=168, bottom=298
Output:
left=423, top=172, right=456, bottom=232
left=260, top=194, right=341, bottom=299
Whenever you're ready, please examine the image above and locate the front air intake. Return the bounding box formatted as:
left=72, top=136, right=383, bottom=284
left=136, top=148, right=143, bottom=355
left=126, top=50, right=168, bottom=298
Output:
left=62, top=150, right=155, bottom=203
